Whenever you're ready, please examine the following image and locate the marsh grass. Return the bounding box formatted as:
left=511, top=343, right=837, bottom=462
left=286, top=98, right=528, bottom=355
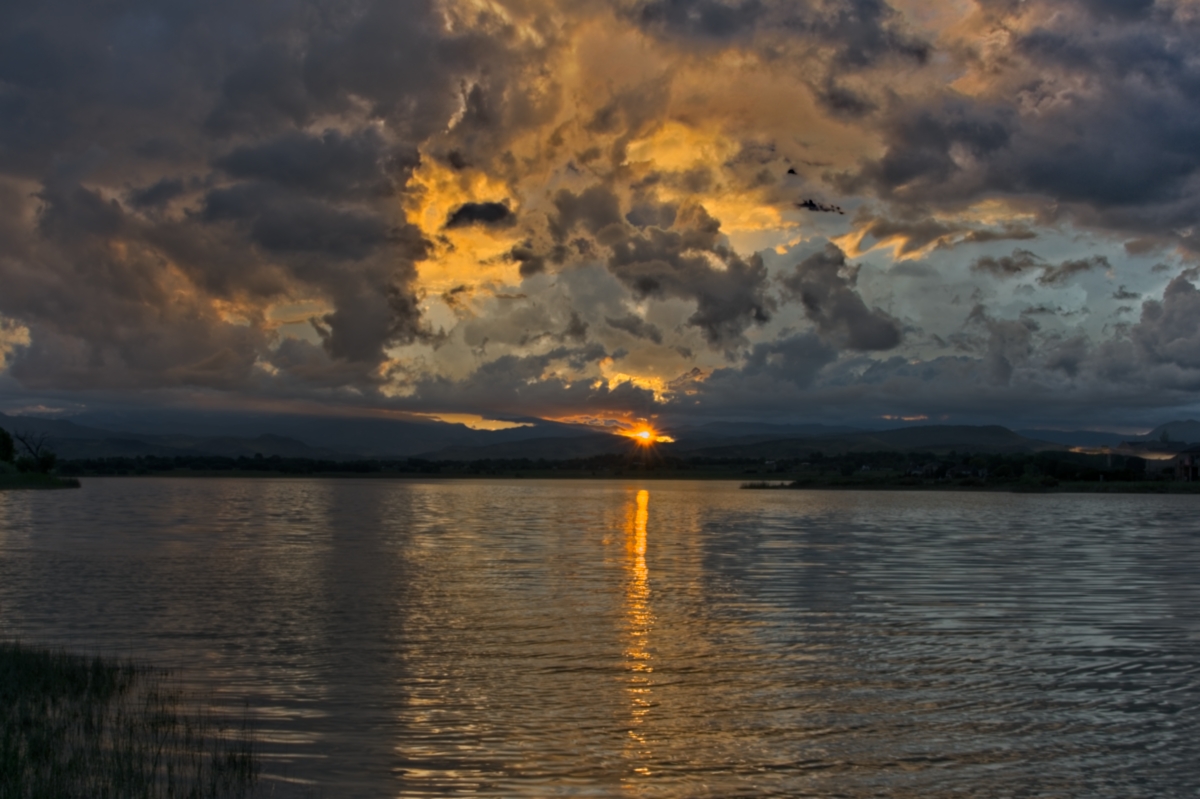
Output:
left=0, top=641, right=258, bottom=799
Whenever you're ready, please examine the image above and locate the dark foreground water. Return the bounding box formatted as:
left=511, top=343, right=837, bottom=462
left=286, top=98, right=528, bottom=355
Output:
left=1, top=478, right=1198, bottom=797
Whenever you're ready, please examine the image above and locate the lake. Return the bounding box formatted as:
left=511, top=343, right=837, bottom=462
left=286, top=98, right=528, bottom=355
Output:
left=1, top=478, right=1197, bottom=797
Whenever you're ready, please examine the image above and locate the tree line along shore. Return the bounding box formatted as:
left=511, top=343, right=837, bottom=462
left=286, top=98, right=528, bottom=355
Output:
left=33, top=448, right=1197, bottom=492
left=4, top=418, right=1197, bottom=492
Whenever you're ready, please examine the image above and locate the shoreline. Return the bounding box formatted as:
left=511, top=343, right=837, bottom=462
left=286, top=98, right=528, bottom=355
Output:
left=34, top=471, right=1200, bottom=493
left=741, top=479, right=1200, bottom=494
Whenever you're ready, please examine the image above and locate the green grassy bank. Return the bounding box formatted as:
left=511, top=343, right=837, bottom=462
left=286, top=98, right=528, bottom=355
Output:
left=0, top=641, right=257, bottom=799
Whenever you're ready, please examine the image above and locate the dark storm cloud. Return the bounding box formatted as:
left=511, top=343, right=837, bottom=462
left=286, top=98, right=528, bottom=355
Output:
left=971, top=249, right=1109, bottom=286
left=634, top=0, right=765, bottom=39
left=128, top=177, right=186, bottom=209
left=631, top=0, right=929, bottom=66
left=205, top=0, right=509, bottom=143
left=780, top=244, right=902, bottom=351
left=214, top=129, right=399, bottom=198
left=0, top=0, right=479, bottom=395
left=625, top=200, right=678, bottom=230
left=977, top=316, right=1034, bottom=386
left=1038, top=255, right=1109, bottom=286
left=312, top=280, right=428, bottom=364
left=1132, top=275, right=1200, bottom=369
left=839, top=98, right=1013, bottom=202
left=530, top=186, right=774, bottom=347
left=605, top=314, right=664, bottom=344
left=740, top=332, right=837, bottom=387
left=203, top=44, right=311, bottom=136
left=551, top=187, right=625, bottom=241
left=971, top=248, right=1038, bottom=279
left=1076, top=0, right=1156, bottom=21
left=674, top=272, right=1200, bottom=426
left=263, top=337, right=382, bottom=389
left=629, top=0, right=929, bottom=120
left=445, top=202, right=517, bottom=229
left=959, top=225, right=1039, bottom=245
left=36, top=181, right=126, bottom=242
left=202, top=184, right=392, bottom=260
left=505, top=242, right=549, bottom=278
left=848, top=210, right=1038, bottom=256
left=845, top=0, right=1200, bottom=254
left=1043, top=335, right=1090, bottom=378
left=601, top=203, right=774, bottom=347
left=0, top=181, right=270, bottom=390
left=561, top=311, right=589, bottom=342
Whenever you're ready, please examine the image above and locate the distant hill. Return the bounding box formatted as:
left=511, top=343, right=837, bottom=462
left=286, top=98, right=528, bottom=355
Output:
left=67, top=409, right=596, bottom=458
left=0, top=410, right=602, bottom=460
left=0, top=411, right=1074, bottom=463
left=0, top=412, right=345, bottom=460
left=418, top=422, right=868, bottom=461
left=1016, top=429, right=1132, bottom=448
left=420, top=424, right=1065, bottom=461
left=675, top=425, right=1063, bottom=459
left=0, top=413, right=119, bottom=442
left=673, top=422, right=863, bottom=439
left=143, top=434, right=345, bottom=459
left=1142, top=420, right=1200, bottom=444
left=420, top=433, right=637, bottom=461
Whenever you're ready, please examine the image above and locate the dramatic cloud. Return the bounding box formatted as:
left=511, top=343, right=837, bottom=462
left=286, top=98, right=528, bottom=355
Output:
left=1132, top=276, right=1200, bottom=370
left=445, top=202, right=516, bottom=229
left=972, top=250, right=1111, bottom=286
left=602, top=202, right=775, bottom=347
left=606, top=314, right=664, bottom=344
left=971, top=249, right=1044, bottom=279
left=1038, top=256, right=1110, bottom=287
left=843, top=0, right=1200, bottom=252
left=2, top=0, right=1200, bottom=428
left=781, top=245, right=902, bottom=352
left=214, top=129, right=398, bottom=199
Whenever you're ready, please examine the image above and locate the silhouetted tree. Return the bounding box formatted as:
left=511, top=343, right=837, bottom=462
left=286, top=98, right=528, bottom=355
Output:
left=12, top=430, right=57, bottom=473
left=0, top=427, right=13, bottom=463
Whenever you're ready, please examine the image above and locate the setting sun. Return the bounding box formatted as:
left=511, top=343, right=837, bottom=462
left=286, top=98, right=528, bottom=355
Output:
left=620, top=425, right=675, bottom=445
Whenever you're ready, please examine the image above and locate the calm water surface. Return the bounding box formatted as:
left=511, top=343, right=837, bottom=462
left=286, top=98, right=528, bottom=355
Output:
left=1, top=478, right=1198, bottom=797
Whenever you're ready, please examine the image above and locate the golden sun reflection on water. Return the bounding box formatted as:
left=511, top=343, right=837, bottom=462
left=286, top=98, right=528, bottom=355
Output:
left=624, top=489, right=654, bottom=780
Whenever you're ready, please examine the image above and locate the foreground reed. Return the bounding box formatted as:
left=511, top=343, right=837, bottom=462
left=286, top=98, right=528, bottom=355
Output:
left=0, top=641, right=258, bottom=799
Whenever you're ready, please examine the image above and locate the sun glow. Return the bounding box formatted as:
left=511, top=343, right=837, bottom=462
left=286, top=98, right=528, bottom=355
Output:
left=620, top=424, right=675, bottom=445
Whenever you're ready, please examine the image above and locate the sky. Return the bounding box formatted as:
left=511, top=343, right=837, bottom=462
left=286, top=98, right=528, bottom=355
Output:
left=2, top=0, right=1200, bottom=433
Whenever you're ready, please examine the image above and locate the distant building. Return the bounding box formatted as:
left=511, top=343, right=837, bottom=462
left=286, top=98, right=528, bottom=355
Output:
left=1169, top=446, right=1200, bottom=481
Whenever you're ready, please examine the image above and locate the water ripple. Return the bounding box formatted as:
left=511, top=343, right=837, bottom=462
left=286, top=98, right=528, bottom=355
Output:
left=1, top=479, right=1198, bottom=797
